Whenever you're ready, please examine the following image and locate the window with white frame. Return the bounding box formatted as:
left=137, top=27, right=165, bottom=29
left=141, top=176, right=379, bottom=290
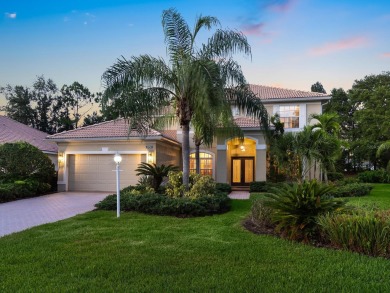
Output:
left=279, top=105, right=300, bottom=128
left=190, top=152, right=213, bottom=176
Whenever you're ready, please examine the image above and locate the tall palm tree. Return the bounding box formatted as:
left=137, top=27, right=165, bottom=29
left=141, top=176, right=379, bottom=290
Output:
left=102, top=9, right=268, bottom=189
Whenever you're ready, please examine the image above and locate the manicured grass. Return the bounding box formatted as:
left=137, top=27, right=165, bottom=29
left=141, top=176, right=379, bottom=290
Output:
left=1, top=186, right=390, bottom=292
left=347, top=183, right=390, bottom=209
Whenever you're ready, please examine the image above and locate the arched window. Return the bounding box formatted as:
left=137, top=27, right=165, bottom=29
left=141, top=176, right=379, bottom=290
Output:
left=190, top=152, right=213, bottom=176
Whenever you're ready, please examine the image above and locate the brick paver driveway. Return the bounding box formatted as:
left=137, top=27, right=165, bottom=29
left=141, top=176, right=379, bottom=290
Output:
left=0, top=192, right=109, bottom=237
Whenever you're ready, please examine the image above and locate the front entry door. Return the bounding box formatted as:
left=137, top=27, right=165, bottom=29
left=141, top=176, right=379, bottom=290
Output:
left=231, top=157, right=254, bottom=186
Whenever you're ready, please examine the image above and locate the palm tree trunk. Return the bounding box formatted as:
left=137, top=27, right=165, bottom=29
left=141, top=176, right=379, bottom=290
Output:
left=182, top=123, right=190, bottom=190
left=195, top=143, right=200, bottom=174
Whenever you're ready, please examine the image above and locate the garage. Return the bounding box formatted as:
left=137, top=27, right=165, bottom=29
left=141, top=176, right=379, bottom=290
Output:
left=68, top=154, right=141, bottom=192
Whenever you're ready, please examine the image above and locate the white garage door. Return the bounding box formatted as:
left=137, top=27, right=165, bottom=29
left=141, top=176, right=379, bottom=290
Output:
left=68, top=154, right=141, bottom=192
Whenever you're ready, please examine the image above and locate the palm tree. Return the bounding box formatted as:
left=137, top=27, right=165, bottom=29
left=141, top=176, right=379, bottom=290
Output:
left=135, top=162, right=178, bottom=192
left=102, top=9, right=268, bottom=189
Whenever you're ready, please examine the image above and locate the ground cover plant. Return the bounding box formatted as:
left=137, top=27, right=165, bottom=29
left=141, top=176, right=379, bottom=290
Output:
left=1, top=190, right=390, bottom=292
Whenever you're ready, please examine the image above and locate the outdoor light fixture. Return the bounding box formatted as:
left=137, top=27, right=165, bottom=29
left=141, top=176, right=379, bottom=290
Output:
left=58, top=153, right=65, bottom=167
left=114, top=152, right=122, bottom=218
left=240, top=145, right=246, bottom=152
left=148, top=152, right=153, bottom=163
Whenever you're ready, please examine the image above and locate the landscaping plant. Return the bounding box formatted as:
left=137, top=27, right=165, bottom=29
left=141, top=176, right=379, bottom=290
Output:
left=263, top=180, right=347, bottom=241
left=318, top=209, right=390, bottom=257
left=135, top=162, right=178, bottom=192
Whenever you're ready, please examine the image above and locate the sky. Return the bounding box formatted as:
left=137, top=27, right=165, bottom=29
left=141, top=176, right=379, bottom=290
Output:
left=1, top=0, right=390, bottom=106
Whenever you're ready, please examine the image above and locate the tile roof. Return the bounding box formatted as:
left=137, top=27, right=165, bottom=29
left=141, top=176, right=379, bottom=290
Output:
left=234, top=116, right=260, bottom=128
left=46, top=118, right=178, bottom=142
left=0, top=116, right=58, bottom=153
left=249, top=84, right=330, bottom=100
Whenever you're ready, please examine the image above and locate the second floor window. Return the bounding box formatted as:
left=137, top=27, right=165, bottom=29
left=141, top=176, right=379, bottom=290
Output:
left=279, top=105, right=299, bottom=128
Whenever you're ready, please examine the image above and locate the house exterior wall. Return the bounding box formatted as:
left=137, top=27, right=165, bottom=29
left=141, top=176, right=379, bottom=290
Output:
left=56, top=138, right=180, bottom=191
left=156, top=141, right=181, bottom=167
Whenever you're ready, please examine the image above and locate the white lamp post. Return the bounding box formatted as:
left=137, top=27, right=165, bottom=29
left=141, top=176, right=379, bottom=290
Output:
left=114, top=152, right=122, bottom=218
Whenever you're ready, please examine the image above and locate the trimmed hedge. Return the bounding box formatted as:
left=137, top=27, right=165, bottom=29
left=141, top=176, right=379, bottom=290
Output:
left=250, top=181, right=267, bottom=192
left=0, top=179, right=51, bottom=203
left=326, top=183, right=373, bottom=198
left=95, top=191, right=231, bottom=217
left=215, top=183, right=232, bottom=193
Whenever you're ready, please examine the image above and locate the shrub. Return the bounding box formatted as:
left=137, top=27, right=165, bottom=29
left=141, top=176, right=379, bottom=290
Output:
left=187, top=175, right=216, bottom=199
left=358, top=170, right=390, bottom=183
left=327, top=172, right=344, bottom=182
left=0, top=179, right=51, bottom=203
left=318, top=210, right=390, bottom=257
left=95, top=191, right=231, bottom=217
left=165, top=171, right=199, bottom=198
left=216, top=183, right=231, bottom=193
left=165, top=172, right=217, bottom=198
left=251, top=199, right=274, bottom=229
left=0, top=142, right=55, bottom=185
left=250, top=181, right=267, bottom=192
left=263, top=180, right=347, bottom=241
left=326, top=183, right=373, bottom=198
left=135, top=163, right=178, bottom=192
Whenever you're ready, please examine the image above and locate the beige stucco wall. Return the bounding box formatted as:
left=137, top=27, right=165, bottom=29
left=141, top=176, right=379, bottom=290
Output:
left=55, top=138, right=180, bottom=191
left=306, top=103, right=322, bottom=125
left=156, top=141, right=181, bottom=167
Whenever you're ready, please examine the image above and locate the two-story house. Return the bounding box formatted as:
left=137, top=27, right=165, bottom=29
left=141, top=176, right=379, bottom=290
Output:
left=47, top=84, right=330, bottom=192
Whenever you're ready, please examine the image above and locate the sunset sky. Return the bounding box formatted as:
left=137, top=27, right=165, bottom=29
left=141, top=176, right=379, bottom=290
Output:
left=1, top=0, right=390, bottom=104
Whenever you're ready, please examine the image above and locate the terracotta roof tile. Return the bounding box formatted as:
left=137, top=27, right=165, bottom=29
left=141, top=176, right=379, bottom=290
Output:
left=249, top=84, right=330, bottom=100
left=234, top=116, right=260, bottom=128
left=47, top=118, right=178, bottom=142
left=0, top=116, right=58, bottom=153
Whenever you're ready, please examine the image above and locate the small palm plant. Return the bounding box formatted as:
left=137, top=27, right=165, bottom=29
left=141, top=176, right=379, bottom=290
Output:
left=264, top=180, right=347, bottom=241
left=135, top=163, right=178, bottom=192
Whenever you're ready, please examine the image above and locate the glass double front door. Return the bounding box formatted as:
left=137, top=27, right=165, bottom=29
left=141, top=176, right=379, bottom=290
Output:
left=231, top=157, right=254, bottom=186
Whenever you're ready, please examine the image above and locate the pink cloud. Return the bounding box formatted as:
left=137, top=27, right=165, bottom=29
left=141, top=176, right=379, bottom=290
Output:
left=381, top=52, right=390, bottom=58
left=242, top=22, right=266, bottom=36
left=268, top=0, right=296, bottom=13
left=309, top=36, right=369, bottom=56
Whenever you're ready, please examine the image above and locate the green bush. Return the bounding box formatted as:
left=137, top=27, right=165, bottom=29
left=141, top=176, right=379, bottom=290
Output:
left=165, top=171, right=199, bottom=198
left=0, top=142, right=55, bottom=184
left=327, top=172, right=344, bottom=182
left=263, top=180, right=347, bottom=241
left=251, top=199, right=274, bottom=229
left=318, top=210, right=390, bottom=257
left=358, top=170, right=390, bottom=183
left=250, top=181, right=267, bottom=192
left=95, top=191, right=231, bottom=217
left=0, top=179, right=51, bottom=203
left=187, top=175, right=216, bottom=199
left=326, top=183, right=373, bottom=198
left=216, top=183, right=231, bottom=193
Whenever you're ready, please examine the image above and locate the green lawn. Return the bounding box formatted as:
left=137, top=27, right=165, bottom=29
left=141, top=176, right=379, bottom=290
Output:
left=347, top=183, right=390, bottom=209
left=0, top=185, right=390, bottom=292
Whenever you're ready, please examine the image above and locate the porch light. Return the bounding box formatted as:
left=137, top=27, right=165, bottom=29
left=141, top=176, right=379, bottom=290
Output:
left=58, top=153, right=65, bottom=167
left=147, top=152, right=153, bottom=163
left=114, top=152, right=122, bottom=218
left=240, top=145, right=246, bottom=152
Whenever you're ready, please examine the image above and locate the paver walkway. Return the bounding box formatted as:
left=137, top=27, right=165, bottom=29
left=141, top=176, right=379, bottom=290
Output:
left=0, top=192, right=109, bottom=237
left=229, top=191, right=250, bottom=200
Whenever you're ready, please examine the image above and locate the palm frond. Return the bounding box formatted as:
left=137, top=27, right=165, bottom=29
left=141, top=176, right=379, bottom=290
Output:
left=162, top=8, right=192, bottom=62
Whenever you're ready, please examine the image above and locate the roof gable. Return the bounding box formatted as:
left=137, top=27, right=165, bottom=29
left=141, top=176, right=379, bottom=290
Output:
left=0, top=116, right=58, bottom=153
left=46, top=118, right=178, bottom=142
